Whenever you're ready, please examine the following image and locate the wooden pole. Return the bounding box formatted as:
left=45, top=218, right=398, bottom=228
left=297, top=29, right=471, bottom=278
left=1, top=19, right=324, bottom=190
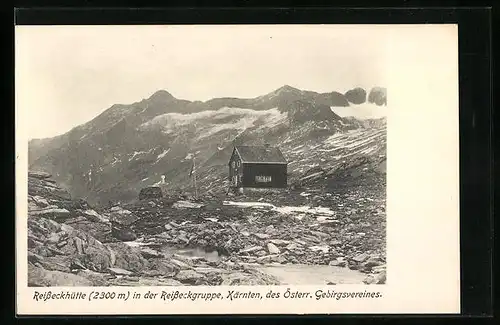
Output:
left=193, top=154, right=198, bottom=199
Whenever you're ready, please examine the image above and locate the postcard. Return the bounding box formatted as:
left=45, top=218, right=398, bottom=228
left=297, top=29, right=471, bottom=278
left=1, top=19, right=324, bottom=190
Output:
left=15, top=24, right=459, bottom=315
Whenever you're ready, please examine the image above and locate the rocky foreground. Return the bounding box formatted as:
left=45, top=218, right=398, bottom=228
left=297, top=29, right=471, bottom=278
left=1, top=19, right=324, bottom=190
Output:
left=27, top=170, right=386, bottom=287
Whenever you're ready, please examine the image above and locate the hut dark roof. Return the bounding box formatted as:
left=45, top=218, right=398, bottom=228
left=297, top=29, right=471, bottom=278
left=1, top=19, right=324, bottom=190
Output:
left=234, top=145, right=287, bottom=164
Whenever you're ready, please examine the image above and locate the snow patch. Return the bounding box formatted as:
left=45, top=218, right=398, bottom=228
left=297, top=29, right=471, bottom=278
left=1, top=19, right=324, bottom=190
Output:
left=123, top=241, right=146, bottom=248
left=111, top=157, right=121, bottom=166
left=274, top=205, right=335, bottom=216
left=109, top=206, right=132, bottom=215
left=141, top=107, right=288, bottom=140
left=173, top=201, right=204, bottom=209
left=330, top=103, right=388, bottom=120
left=223, top=201, right=274, bottom=209
left=155, top=148, right=171, bottom=163
left=129, top=150, right=148, bottom=161
left=223, top=201, right=336, bottom=217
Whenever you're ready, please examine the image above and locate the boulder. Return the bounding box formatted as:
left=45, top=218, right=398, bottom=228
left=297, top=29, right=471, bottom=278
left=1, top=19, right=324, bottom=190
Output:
left=328, top=260, right=347, bottom=267
left=170, top=258, right=192, bottom=270
left=172, top=201, right=204, bottom=209
left=64, top=216, right=112, bottom=243
left=285, top=243, right=301, bottom=251
left=253, top=233, right=270, bottom=240
left=140, top=247, right=164, bottom=259
left=76, top=245, right=113, bottom=272
left=267, top=243, right=280, bottom=254
left=76, top=269, right=114, bottom=286
left=269, top=239, right=290, bottom=246
left=309, top=230, right=330, bottom=239
left=239, top=246, right=264, bottom=254
left=28, top=251, right=44, bottom=264
left=28, top=171, right=52, bottom=180
left=275, top=255, right=287, bottom=264
left=31, top=196, right=50, bottom=208
left=109, top=277, right=184, bottom=286
left=352, top=252, right=370, bottom=263
left=108, top=207, right=138, bottom=226
left=363, top=270, right=386, bottom=285
left=265, top=225, right=276, bottom=234
left=82, top=210, right=110, bottom=224
left=60, top=223, right=75, bottom=234
left=37, top=257, right=73, bottom=273
left=111, top=225, right=137, bottom=242
left=175, top=270, right=205, bottom=285
left=28, top=265, right=92, bottom=287
left=30, top=207, right=71, bottom=220
left=371, top=265, right=387, bottom=273
left=256, top=254, right=278, bottom=264
left=309, top=245, right=329, bottom=253
left=139, top=187, right=163, bottom=200
left=142, top=259, right=177, bottom=277
left=193, top=267, right=226, bottom=275
left=220, top=270, right=280, bottom=286
left=363, top=256, right=384, bottom=268
left=46, top=232, right=63, bottom=244
left=106, top=242, right=150, bottom=272
left=255, top=250, right=267, bottom=257
left=175, top=233, right=190, bottom=244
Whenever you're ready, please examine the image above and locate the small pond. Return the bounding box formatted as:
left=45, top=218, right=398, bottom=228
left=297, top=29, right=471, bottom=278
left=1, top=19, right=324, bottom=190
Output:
left=125, top=241, right=366, bottom=285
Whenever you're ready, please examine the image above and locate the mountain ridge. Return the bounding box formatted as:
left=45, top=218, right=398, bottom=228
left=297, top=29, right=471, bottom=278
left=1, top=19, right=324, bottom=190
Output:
left=28, top=85, right=387, bottom=206
left=29, top=85, right=386, bottom=143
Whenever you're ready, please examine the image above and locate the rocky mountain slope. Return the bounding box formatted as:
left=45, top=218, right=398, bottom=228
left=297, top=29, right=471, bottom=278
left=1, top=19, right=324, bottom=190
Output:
left=28, top=171, right=282, bottom=286
left=27, top=168, right=386, bottom=286
left=28, top=85, right=387, bottom=206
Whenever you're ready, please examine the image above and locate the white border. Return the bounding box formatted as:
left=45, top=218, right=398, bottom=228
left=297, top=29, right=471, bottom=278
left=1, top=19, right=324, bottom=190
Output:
left=15, top=24, right=460, bottom=315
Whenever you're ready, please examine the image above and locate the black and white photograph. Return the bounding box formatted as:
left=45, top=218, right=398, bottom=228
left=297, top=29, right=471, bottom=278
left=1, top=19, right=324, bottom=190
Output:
left=20, top=25, right=388, bottom=288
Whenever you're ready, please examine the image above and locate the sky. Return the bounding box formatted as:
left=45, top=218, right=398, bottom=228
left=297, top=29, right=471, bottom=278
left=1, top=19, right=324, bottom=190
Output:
left=16, top=25, right=389, bottom=139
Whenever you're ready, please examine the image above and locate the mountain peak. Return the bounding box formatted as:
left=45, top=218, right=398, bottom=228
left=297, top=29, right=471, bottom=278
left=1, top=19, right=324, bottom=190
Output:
left=148, top=90, right=175, bottom=102
left=277, top=84, right=300, bottom=93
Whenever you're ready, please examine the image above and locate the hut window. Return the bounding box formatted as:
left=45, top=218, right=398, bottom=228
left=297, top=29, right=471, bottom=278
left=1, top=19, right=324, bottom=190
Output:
left=232, top=161, right=235, bottom=168
left=237, top=161, right=241, bottom=167
left=255, top=175, right=272, bottom=183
